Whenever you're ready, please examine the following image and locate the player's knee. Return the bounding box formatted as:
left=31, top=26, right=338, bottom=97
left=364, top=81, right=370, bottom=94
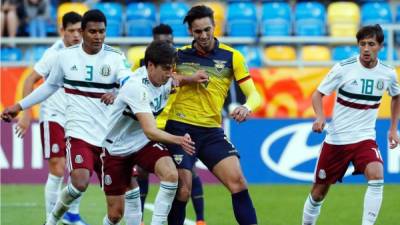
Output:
left=177, top=186, right=191, bottom=201
left=226, top=174, right=247, bottom=193
left=162, top=168, right=178, bottom=183
left=48, top=158, right=65, bottom=177
left=107, top=211, right=123, bottom=224
left=310, top=192, right=325, bottom=202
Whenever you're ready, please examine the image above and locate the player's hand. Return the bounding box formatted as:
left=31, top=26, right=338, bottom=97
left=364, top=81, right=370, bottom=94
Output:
left=388, top=129, right=399, bottom=149
left=180, top=133, right=195, bottom=155
left=101, top=93, right=116, bottom=105
left=312, top=116, right=326, bottom=133
left=230, top=105, right=251, bottom=123
left=1, top=104, right=22, bottom=122
left=191, top=70, right=209, bottom=84
left=15, top=113, right=31, bottom=138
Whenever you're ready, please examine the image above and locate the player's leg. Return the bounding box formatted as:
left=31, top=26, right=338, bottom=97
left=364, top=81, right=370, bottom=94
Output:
left=136, top=142, right=178, bottom=225
left=46, top=137, right=95, bottom=225
left=124, top=177, right=142, bottom=225
left=302, top=184, right=330, bottom=225
left=135, top=165, right=149, bottom=224
left=191, top=168, right=205, bottom=225
left=353, top=140, right=384, bottom=225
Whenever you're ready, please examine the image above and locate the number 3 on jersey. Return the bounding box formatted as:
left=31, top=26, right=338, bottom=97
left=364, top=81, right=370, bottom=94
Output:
left=85, top=65, right=93, bottom=81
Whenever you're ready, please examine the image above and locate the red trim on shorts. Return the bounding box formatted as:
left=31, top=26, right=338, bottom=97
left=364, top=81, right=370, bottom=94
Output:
left=237, top=76, right=251, bottom=84
left=337, top=97, right=380, bottom=110
left=64, top=87, right=105, bottom=98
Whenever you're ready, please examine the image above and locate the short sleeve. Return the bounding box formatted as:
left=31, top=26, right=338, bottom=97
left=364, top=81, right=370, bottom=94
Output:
left=317, top=63, right=343, bottom=96
left=388, top=71, right=400, bottom=96
left=33, top=48, right=56, bottom=77
left=116, top=53, right=134, bottom=82
left=119, top=81, right=152, bottom=114
left=46, top=52, right=64, bottom=86
left=233, top=49, right=250, bottom=81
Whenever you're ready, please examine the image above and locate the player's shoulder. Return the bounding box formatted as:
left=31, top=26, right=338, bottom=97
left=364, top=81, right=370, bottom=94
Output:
left=339, top=56, right=358, bottom=67
left=103, top=44, right=124, bottom=56
left=218, top=43, right=238, bottom=54
left=379, top=61, right=395, bottom=71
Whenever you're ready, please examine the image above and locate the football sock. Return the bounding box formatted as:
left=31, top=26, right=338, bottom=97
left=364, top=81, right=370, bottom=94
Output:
left=124, top=187, right=142, bottom=225
left=167, top=199, right=187, bottom=225
left=138, top=177, right=149, bottom=216
left=51, top=183, right=82, bottom=220
left=191, top=175, right=205, bottom=221
left=44, top=173, right=63, bottom=219
left=151, top=181, right=178, bottom=225
left=362, top=180, right=383, bottom=225
left=232, top=189, right=258, bottom=225
left=302, top=194, right=324, bottom=225
left=103, top=215, right=120, bottom=225
left=67, top=176, right=82, bottom=214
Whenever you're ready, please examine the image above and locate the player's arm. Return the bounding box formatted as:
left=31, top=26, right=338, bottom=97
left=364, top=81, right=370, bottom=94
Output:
left=136, top=112, right=195, bottom=155
left=15, top=71, right=43, bottom=137
left=388, top=94, right=400, bottom=149
left=173, top=70, right=209, bottom=86
left=311, top=90, right=326, bottom=133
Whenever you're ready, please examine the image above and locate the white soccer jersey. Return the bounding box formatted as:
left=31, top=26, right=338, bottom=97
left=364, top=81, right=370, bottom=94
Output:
left=103, top=66, right=172, bottom=156
left=318, top=56, right=400, bottom=145
left=34, top=39, right=68, bottom=125
left=47, top=43, right=132, bottom=147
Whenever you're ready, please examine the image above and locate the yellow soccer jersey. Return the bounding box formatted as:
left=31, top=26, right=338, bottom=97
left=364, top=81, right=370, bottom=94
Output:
left=168, top=39, right=251, bottom=127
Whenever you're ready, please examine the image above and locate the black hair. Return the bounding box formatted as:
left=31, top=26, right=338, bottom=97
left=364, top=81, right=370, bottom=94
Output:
left=356, top=24, right=384, bottom=45
left=62, top=11, right=82, bottom=29
left=152, top=23, right=173, bottom=36
left=144, top=40, right=176, bottom=67
left=81, top=9, right=107, bottom=30
left=183, top=5, right=214, bottom=28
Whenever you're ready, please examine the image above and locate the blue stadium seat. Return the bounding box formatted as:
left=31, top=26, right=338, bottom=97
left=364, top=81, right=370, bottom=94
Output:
left=160, top=2, right=189, bottom=37
left=1, top=47, right=23, bottom=61
left=332, top=46, right=358, bottom=60
left=261, top=2, right=291, bottom=36
left=46, top=4, right=57, bottom=35
left=295, top=2, right=326, bottom=36
left=126, top=2, right=156, bottom=37
left=24, top=46, right=47, bottom=62
left=396, top=5, right=400, bottom=44
left=93, top=2, right=123, bottom=37
left=234, top=45, right=263, bottom=68
left=227, top=2, right=258, bottom=37
left=378, top=46, right=398, bottom=60
left=361, top=2, right=393, bottom=42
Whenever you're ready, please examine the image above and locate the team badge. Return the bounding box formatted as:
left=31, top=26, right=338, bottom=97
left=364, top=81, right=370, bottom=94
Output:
left=100, top=64, right=111, bottom=77
left=173, top=154, right=183, bottom=165
left=318, top=169, right=326, bottom=179
left=376, top=79, right=384, bottom=90
left=213, top=60, right=226, bottom=73
left=51, top=144, right=60, bottom=153
left=104, top=175, right=112, bottom=185
left=75, top=155, right=83, bottom=164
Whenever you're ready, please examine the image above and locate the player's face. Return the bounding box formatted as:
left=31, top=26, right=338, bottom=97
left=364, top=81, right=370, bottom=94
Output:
left=154, top=34, right=173, bottom=46
left=149, top=62, right=173, bottom=86
left=189, top=17, right=215, bottom=53
left=82, top=21, right=106, bottom=54
left=62, top=22, right=82, bottom=47
left=358, top=36, right=382, bottom=68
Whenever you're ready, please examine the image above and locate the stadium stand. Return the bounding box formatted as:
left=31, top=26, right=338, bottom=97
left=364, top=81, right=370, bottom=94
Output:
left=327, top=2, right=360, bottom=37
left=361, top=2, right=393, bottom=43
left=294, top=1, right=326, bottom=36
left=24, top=46, right=47, bottom=63
left=227, top=2, right=258, bottom=37
left=93, top=2, right=123, bottom=37
left=302, top=45, right=331, bottom=61
left=1, top=47, right=23, bottom=62
left=159, top=2, right=190, bottom=37
left=235, top=45, right=263, bottom=68
left=56, top=2, right=89, bottom=26
left=202, top=1, right=225, bottom=37
left=126, top=2, right=157, bottom=37
left=332, top=45, right=358, bottom=61
left=261, top=2, right=292, bottom=36
left=264, top=45, right=297, bottom=61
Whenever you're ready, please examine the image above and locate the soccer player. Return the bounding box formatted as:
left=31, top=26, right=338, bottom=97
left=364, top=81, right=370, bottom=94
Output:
left=132, top=23, right=208, bottom=225
left=1, top=9, right=134, bottom=225
left=101, top=40, right=195, bottom=225
left=14, top=11, right=88, bottom=225
left=166, top=5, right=261, bottom=225
left=301, top=24, right=400, bottom=225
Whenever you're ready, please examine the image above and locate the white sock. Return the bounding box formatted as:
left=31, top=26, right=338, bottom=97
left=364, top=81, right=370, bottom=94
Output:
left=103, top=215, right=120, bottom=225
left=302, top=194, right=323, bottom=225
left=50, top=183, right=82, bottom=221
left=362, top=180, right=384, bottom=225
left=44, top=174, right=63, bottom=219
left=67, top=176, right=82, bottom=214
left=151, top=181, right=178, bottom=225
left=124, top=187, right=142, bottom=225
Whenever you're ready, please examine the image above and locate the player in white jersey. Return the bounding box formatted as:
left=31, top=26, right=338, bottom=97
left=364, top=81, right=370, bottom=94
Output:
left=14, top=12, right=88, bottom=225
left=302, top=24, right=400, bottom=225
left=101, top=40, right=195, bottom=225
left=1, top=10, right=134, bottom=225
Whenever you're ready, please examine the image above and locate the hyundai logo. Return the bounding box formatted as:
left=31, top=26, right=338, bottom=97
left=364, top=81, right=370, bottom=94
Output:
left=260, top=122, right=354, bottom=181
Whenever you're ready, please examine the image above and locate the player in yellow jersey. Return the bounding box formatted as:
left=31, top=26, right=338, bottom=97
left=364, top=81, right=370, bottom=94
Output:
left=167, top=5, right=261, bottom=225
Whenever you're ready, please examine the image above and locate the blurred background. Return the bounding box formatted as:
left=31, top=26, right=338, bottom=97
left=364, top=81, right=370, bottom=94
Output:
left=1, top=0, right=399, bottom=224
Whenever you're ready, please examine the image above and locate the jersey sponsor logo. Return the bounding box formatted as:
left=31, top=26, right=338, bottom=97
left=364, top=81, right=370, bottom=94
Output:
left=75, top=155, right=83, bottom=164
left=51, top=144, right=59, bottom=153
left=176, top=112, right=185, bottom=118
left=104, top=174, right=112, bottom=185
left=376, top=79, right=384, bottom=91
left=260, top=123, right=354, bottom=181
left=213, top=60, right=226, bottom=73
left=70, top=65, right=78, bottom=71
left=173, top=154, right=183, bottom=165
left=100, top=64, right=111, bottom=77
left=351, top=80, right=358, bottom=86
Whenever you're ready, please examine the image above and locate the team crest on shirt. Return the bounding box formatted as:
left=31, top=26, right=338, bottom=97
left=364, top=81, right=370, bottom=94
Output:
left=51, top=144, right=60, bottom=153
left=75, top=155, right=83, bottom=164
left=173, top=154, right=183, bottom=165
left=318, top=169, right=326, bottom=179
left=104, top=175, right=112, bottom=185
left=213, top=60, right=226, bottom=73
left=100, top=64, right=111, bottom=77
left=376, top=79, right=384, bottom=90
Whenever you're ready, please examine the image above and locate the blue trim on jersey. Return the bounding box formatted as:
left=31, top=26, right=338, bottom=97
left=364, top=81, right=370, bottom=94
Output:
left=120, top=76, right=130, bottom=87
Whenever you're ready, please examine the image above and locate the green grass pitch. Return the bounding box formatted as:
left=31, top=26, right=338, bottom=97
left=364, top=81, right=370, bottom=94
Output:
left=1, top=184, right=399, bottom=225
